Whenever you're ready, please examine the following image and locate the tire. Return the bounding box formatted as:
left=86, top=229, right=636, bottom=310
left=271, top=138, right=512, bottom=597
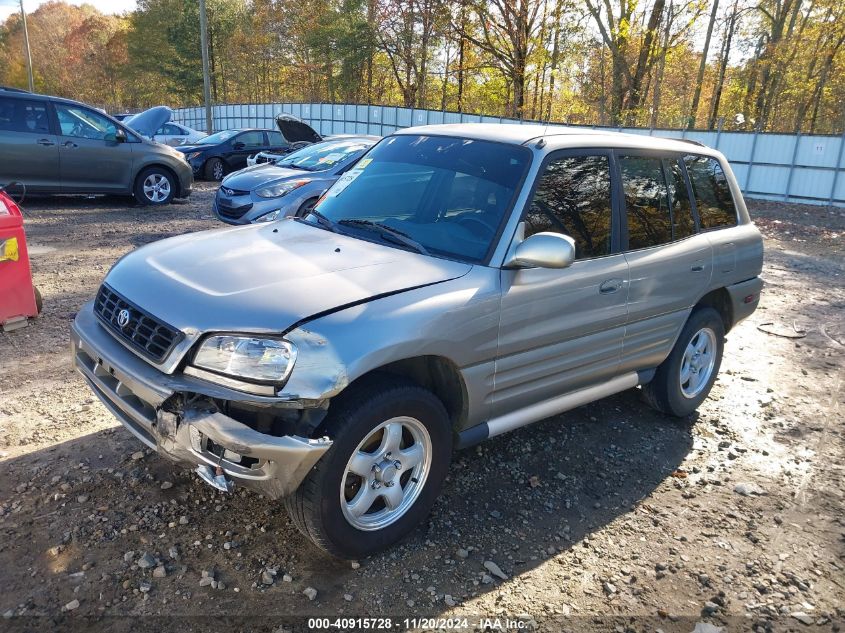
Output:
left=34, top=287, right=43, bottom=315
left=295, top=197, right=318, bottom=218
left=642, top=306, right=725, bottom=417
left=204, top=157, right=225, bottom=181
left=285, top=375, right=452, bottom=559
left=133, top=167, right=176, bottom=205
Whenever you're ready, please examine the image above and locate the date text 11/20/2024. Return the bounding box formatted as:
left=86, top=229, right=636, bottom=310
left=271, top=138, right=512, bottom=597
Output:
left=307, top=617, right=535, bottom=630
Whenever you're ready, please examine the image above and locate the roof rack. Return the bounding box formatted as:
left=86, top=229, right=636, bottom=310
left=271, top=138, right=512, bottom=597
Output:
left=0, top=86, right=31, bottom=93
left=671, top=137, right=706, bottom=147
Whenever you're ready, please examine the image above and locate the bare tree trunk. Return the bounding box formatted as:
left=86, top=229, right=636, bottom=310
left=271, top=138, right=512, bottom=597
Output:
left=708, top=2, right=737, bottom=129
left=626, top=0, right=665, bottom=124
left=687, top=0, right=719, bottom=128
left=650, top=1, right=673, bottom=129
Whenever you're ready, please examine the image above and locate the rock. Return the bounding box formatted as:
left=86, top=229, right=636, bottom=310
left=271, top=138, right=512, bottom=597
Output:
left=734, top=483, right=766, bottom=496
left=77, top=495, right=89, bottom=503
left=303, top=587, right=318, bottom=601
left=481, top=573, right=494, bottom=584
left=199, top=577, right=214, bottom=587
left=217, top=581, right=226, bottom=590
left=456, top=548, right=469, bottom=559
left=603, top=581, right=617, bottom=595
left=490, top=510, right=502, bottom=519
left=123, top=551, right=135, bottom=563
left=702, top=601, right=720, bottom=615
left=791, top=612, right=815, bottom=626
left=63, top=599, right=80, bottom=611
left=343, top=593, right=353, bottom=602
left=137, top=552, right=156, bottom=569
left=153, top=566, right=166, bottom=578
left=139, top=580, right=152, bottom=593
left=282, top=574, right=292, bottom=583
left=168, top=546, right=179, bottom=560
left=444, top=594, right=457, bottom=607
left=160, top=481, right=173, bottom=490
left=350, top=561, right=360, bottom=570
left=692, top=623, right=723, bottom=633
left=178, top=516, right=189, bottom=525
left=484, top=560, right=508, bottom=580
left=261, top=570, right=274, bottom=586
left=131, top=451, right=144, bottom=461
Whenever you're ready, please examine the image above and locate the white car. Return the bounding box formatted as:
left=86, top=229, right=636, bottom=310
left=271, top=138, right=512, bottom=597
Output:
left=152, top=122, right=205, bottom=147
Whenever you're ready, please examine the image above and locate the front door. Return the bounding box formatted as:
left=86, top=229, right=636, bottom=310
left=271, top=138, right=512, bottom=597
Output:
left=54, top=103, right=135, bottom=193
left=225, top=130, right=267, bottom=170
left=0, top=96, right=60, bottom=192
left=615, top=153, right=713, bottom=373
left=494, top=151, right=629, bottom=417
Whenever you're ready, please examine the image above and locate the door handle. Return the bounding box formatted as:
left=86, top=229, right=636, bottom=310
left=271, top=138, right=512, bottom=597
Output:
left=36, top=138, right=55, bottom=146
left=63, top=141, right=78, bottom=149
left=690, top=264, right=705, bottom=272
left=599, top=278, right=624, bottom=294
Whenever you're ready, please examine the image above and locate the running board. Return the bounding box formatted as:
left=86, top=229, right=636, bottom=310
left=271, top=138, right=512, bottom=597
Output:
left=456, top=371, right=647, bottom=448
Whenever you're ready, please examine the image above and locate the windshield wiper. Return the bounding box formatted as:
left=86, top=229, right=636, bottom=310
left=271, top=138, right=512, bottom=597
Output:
left=337, top=219, right=430, bottom=256
left=296, top=208, right=337, bottom=233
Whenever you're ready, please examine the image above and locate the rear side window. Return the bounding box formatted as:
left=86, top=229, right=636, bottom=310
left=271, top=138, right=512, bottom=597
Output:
left=0, top=97, right=50, bottom=134
left=666, top=159, right=696, bottom=239
left=684, top=155, right=737, bottom=229
left=524, top=154, right=613, bottom=259
left=267, top=131, right=286, bottom=146
left=237, top=131, right=265, bottom=148
left=619, top=155, right=672, bottom=249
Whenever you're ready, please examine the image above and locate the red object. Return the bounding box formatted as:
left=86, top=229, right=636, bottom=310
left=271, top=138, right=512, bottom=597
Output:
left=0, top=190, right=39, bottom=328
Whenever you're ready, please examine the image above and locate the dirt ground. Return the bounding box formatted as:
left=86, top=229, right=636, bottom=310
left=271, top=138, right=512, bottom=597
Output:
left=0, top=184, right=843, bottom=632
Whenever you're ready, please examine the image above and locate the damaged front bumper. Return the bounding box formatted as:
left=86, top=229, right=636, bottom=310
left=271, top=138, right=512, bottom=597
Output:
left=70, top=302, right=331, bottom=499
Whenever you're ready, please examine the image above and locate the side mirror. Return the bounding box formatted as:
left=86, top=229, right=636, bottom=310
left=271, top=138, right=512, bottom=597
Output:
left=114, top=128, right=127, bottom=143
left=505, top=232, right=576, bottom=269
left=232, top=141, right=245, bottom=150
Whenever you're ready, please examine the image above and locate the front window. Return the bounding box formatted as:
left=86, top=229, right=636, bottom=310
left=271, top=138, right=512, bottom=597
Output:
left=56, top=104, right=118, bottom=140
left=312, top=135, right=530, bottom=262
left=276, top=139, right=372, bottom=172
left=197, top=130, right=238, bottom=145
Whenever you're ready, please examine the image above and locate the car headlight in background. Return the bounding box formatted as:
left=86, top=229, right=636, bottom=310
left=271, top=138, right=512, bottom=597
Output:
left=255, top=179, right=310, bottom=199
left=254, top=209, right=282, bottom=223
left=185, top=151, right=202, bottom=160
left=192, top=335, right=297, bottom=384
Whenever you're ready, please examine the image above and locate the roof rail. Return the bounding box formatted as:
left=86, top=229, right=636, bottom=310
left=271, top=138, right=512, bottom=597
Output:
left=671, top=137, right=706, bottom=147
left=0, top=86, right=31, bottom=93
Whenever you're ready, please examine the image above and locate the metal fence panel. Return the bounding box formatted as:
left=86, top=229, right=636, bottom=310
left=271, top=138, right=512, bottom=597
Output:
left=172, top=102, right=844, bottom=206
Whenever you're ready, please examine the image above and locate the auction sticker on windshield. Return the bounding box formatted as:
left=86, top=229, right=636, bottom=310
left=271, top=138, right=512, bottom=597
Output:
left=325, top=158, right=372, bottom=198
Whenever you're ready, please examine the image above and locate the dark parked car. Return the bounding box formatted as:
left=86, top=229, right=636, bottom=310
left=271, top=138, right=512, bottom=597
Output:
left=0, top=88, right=192, bottom=205
left=214, top=136, right=378, bottom=224
left=177, top=116, right=323, bottom=181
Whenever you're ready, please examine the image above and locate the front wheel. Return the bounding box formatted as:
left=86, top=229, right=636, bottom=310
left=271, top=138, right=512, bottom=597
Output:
left=204, top=157, right=225, bottom=181
left=285, top=376, right=452, bottom=559
left=133, top=167, right=175, bottom=205
left=642, top=306, right=725, bottom=417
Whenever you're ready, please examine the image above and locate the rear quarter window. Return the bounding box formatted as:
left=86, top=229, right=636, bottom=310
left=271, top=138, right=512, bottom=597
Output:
left=684, top=155, right=738, bottom=229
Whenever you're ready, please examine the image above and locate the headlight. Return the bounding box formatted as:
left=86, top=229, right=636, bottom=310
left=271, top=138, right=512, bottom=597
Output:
left=186, top=151, right=202, bottom=160
left=255, top=179, right=310, bottom=199
left=193, top=335, right=297, bottom=384
left=254, top=209, right=281, bottom=223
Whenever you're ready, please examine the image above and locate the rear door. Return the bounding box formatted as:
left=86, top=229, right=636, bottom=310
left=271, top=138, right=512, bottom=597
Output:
left=0, top=96, right=61, bottom=192
left=616, top=152, right=712, bottom=373
left=494, top=150, right=629, bottom=417
left=54, top=102, right=134, bottom=193
left=225, top=130, right=267, bottom=170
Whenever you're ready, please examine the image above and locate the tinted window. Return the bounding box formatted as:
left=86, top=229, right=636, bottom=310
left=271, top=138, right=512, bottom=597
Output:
left=684, top=155, right=737, bottom=229
left=315, top=135, right=530, bottom=263
left=197, top=130, right=237, bottom=145
left=620, top=155, right=673, bottom=249
left=56, top=104, right=117, bottom=140
left=275, top=139, right=372, bottom=172
left=524, top=154, right=613, bottom=259
left=667, top=159, right=696, bottom=239
left=236, top=131, right=265, bottom=148
left=0, top=97, right=50, bottom=134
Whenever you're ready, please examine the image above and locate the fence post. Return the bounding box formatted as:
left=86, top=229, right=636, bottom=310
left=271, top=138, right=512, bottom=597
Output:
left=784, top=132, right=801, bottom=202
left=744, top=124, right=761, bottom=195
left=714, top=117, right=724, bottom=152
left=830, top=128, right=845, bottom=206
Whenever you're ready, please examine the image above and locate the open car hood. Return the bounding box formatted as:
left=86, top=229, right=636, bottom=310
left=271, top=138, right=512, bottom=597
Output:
left=124, top=106, right=172, bottom=138
left=276, top=113, right=322, bottom=144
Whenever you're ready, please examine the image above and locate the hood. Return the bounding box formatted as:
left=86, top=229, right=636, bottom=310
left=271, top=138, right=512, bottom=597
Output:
left=103, top=219, right=471, bottom=335
left=277, top=113, right=322, bottom=144
left=124, top=106, right=172, bottom=138
left=176, top=144, right=204, bottom=154
left=222, top=164, right=312, bottom=191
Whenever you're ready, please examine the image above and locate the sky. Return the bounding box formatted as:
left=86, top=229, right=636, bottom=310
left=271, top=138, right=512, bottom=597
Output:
left=0, top=0, right=137, bottom=22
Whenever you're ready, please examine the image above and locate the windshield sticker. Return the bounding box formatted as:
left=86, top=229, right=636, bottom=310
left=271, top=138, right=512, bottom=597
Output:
left=318, top=152, right=345, bottom=164
left=324, top=158, right=371, bottom=197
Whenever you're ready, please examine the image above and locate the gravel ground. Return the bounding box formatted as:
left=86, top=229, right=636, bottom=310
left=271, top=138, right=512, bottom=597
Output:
left=0, top=185, right=843, bottom=632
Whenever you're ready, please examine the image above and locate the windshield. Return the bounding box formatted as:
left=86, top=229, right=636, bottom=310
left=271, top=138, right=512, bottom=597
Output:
left=313, top=135, right=530, bottom=262
left=197, top=130, right=238, bottom=145
left=277, top=139, right=373, bottom=171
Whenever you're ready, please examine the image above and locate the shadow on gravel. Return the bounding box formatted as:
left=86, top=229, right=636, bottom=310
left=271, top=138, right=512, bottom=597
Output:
left=0, top=383, right=693, bottom=620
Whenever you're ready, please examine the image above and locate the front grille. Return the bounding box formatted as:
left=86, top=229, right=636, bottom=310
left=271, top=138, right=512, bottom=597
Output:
left=215, top=190, right=253, bottom=219
left=93, top=285, right=183, bottom=363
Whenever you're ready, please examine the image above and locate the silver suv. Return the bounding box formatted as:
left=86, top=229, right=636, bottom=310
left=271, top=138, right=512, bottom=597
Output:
left=72, top=124, right=763, bottom=558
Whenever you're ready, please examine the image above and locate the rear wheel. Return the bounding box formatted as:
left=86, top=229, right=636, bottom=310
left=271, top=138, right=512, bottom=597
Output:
left=133, top=167, right=175, bottom=205
left=204, top=157, right=225, bottom=181
left=642, top=306, right=725, bottom=417
left=285, top=376, right=452, bottom=559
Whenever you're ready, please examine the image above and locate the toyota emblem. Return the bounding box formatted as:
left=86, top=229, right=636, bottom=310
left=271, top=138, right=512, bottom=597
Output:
left=117, top=309, right=131, bottom=328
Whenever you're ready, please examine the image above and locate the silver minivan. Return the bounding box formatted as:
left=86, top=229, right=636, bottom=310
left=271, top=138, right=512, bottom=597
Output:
left=72, top=124, right=763, bottom=558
